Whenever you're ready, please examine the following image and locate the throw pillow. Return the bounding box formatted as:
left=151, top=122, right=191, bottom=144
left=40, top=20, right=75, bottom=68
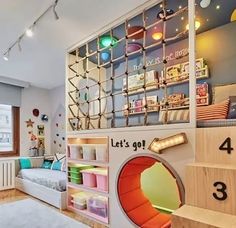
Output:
left=159, top=109, right=189, bottom=122
left=197, top=99, right=229, bottom=120
left=42, top=161, right=52, bottom=169
left=30, top=157, right=44, bottom=168
left=228, top=96, right=236, bottom=119
left=52, top=153, right=66, bottom=172
left=19, top=158, right=31, bottom=169
left=213, top=84, right=236, bottom=104
left=51, top=161, right=62, bottom=171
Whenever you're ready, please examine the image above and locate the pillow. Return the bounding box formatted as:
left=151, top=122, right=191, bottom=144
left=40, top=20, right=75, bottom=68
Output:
left=197, top=99, right=229, bottom=121
left=228, top=96, right=236, bottom=119
left=30, top=157, right=44, bottom=168
left=51, top=153, right=66, bottom=172
left=159, top=109, right=189, bottom=122
left=42, top=161, right=52, bottom=169
left=19, top=158, right=31, bottom=169
left=213, top=84, right=236, bottom=104
left=51, top=161, right=62, bottom=171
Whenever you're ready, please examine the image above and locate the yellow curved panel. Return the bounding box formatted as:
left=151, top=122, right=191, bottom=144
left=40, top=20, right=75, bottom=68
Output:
left=231, top=9, right=236, bottom=22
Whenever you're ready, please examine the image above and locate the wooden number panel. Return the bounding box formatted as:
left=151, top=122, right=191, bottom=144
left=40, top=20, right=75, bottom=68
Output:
left=185, top=163, right=236, bottom=215
left=196, top=127, right=236, bottom=164
left=172, top=205, right=236, bottom=228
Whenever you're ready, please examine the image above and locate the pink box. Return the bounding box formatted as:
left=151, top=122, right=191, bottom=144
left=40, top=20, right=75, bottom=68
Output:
left=93, top=169, right=108, bottom=191
left=81, top=170, right=97, bottom=187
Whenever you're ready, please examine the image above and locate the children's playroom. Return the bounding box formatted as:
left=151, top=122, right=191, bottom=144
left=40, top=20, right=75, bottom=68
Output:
left=0, top=0, right=236, bottom=227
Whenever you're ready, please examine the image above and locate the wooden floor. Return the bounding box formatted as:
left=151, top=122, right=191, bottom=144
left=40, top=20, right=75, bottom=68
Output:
left=0, top=189, right=107, bottom=228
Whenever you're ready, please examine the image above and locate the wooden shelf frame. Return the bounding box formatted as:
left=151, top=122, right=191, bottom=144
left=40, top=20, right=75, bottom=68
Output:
left=68, top=182, right=109, bottom=197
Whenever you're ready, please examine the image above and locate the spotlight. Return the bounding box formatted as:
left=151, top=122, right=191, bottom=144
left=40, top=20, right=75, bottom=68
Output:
left=186, top=20, right=201, bottom=31
left=3, top=51, right=9, bottom=61
left=26, top=28, right=33, bottom=37
left=17, top=40, right=22, bottom=52
left=3, top=55, right=9, bottom=61
left=157, top=9, right=174, bottom=20
left=216, top=5, right=220, bottom=10
left=53, top=5, right=59, bottom=20
left=148, top=133, right=188, bottom=154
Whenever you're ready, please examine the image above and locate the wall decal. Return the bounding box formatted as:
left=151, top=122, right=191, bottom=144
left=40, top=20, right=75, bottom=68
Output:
left=38, top=137, right=45, bottom=156
left=29, top=133, right=38, bottom=157
left=51, top=104, right=66, bottom=154
left=111, top=138, right=146, bottom=151
left=41, top=114, right=49, bottom=122
left=32, top=109, right=39, bottom=117
left=25, top=119, right=34, bottom=128
left=37, top=125, right=45, bottom=137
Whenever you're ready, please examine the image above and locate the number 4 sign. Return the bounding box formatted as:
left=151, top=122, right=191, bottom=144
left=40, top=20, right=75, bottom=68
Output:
left=219, top=137, right=234, bottom=154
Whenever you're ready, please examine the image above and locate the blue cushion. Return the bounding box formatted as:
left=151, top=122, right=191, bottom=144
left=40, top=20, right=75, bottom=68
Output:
left=19, top=158, right=31, bottom=169
left=228, top=96, right=236, bottom=119
left=51, top=161, right=62, bottom=171
left=42, top=161, right=52, bottom=169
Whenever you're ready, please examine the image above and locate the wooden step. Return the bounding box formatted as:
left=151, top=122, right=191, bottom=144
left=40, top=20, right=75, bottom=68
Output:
left=185, top=162, right=236, bottom=215
left=196, top=127, right=236, bottom=164
left=172, top=205, right=236, bottom=228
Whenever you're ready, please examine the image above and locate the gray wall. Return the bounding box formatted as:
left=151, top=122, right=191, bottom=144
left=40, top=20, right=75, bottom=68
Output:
left=197, top=21, right=236, bottom=86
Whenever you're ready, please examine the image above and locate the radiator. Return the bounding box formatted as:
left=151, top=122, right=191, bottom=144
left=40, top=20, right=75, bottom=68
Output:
left=0, top=160, right=15, bottom=190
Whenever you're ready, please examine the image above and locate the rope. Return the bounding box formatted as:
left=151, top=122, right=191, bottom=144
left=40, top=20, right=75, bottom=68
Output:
left=67, top=1, right=189, bottom=130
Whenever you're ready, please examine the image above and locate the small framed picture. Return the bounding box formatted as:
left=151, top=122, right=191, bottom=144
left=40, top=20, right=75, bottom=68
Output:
left=196, top=58, right=204, bottom=70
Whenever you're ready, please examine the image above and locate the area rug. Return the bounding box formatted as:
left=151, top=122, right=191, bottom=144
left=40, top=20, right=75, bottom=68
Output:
left=0, top=199, right=90, bottom=228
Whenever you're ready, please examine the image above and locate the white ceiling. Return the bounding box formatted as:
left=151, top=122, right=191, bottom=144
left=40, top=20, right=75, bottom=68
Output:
left=0, top=0, right=148, bottom=89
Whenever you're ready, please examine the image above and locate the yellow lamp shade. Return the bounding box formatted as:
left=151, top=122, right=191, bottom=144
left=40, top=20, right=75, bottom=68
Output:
left=152, top=32, right=163, bottom=41
left=231, top=9, right=236, bottom=22
left=186, top=20, right=201, bottom=31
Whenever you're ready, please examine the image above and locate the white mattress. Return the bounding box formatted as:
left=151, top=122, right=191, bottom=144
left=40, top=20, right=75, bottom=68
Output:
left=18, top=168, right=66, bottom=192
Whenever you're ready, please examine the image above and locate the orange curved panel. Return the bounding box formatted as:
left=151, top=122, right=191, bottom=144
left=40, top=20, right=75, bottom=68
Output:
left=120, top=188, right=149, bottom=212
left=118, top=174, right=141, bottom=194
left=120, top=163, right=152, bottom=176
left=127, top=201, right=159, bottom=226
left=117, top=156, right=172, bottom=228
left=141, top=214, right=171, bottom=228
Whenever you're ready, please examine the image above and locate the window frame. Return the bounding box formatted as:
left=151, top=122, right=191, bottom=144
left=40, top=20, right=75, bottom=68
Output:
left=0, top=106, right=20, bottom=157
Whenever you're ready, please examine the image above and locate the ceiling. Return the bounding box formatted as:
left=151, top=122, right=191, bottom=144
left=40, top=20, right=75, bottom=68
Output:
left=0, top=0, right=148, bottom=89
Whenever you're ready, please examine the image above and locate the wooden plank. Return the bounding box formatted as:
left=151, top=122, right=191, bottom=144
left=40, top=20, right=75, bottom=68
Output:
left=196, top=127, right=236, bottom=164
left=186, top=163, right=236, bottom=215
left=172, top=205, right=236, bottom=228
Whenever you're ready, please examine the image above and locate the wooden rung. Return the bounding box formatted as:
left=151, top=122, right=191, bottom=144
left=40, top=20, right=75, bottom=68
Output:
left=172, top=205, right=236, bottom=228
left=186, top=162, right=236, bottom=215
left=196, top=127, right=236, bottom=164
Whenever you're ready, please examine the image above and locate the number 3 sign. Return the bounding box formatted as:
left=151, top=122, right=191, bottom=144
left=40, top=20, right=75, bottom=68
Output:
left=213, top=181, right=227, bottom=201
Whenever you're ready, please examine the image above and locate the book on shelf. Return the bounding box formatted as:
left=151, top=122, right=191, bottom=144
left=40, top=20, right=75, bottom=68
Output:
left=122, top=70, right=158, bottom=92
left=123, top=95, right=159, bottom=115
left=196, top=82, right=209, bottom=105
left=142, top=96, right=159, bottom=112
left=160, top=58, right=208, bottom=85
